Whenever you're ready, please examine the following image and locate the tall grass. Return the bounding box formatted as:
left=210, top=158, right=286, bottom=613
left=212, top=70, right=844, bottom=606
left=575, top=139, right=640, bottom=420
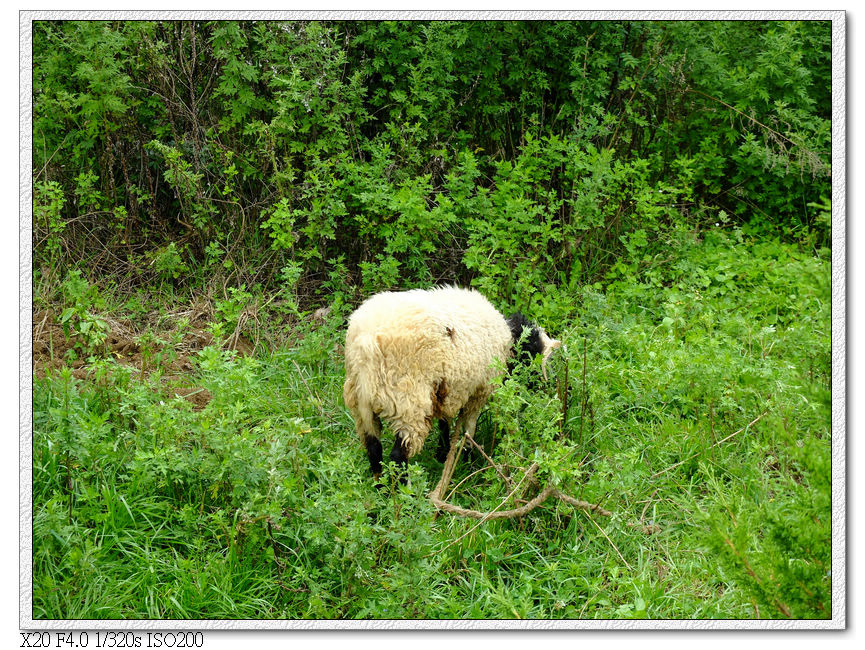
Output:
left=31, top=230, right=830, bottom=620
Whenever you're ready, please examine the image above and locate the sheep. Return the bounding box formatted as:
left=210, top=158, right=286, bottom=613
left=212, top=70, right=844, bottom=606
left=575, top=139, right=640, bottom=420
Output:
left=342, top=286, right=561, bottom=479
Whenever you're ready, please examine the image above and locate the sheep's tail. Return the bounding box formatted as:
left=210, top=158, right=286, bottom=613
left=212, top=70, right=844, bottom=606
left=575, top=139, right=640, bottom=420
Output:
left=344, top=331, right=382, bottom=442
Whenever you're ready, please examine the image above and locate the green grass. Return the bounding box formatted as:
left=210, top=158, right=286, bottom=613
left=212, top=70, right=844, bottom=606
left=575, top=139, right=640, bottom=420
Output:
left=31, top=230, right=831, bottom=620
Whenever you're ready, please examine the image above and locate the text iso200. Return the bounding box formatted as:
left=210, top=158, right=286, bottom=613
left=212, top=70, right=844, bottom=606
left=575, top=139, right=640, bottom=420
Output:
left=145, top=634, right=204, bottom=648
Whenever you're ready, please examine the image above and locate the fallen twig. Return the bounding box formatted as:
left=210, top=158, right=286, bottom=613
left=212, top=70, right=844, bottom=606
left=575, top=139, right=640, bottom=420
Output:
left=435, top=464, right=545, bottom=554
left=428, top=419, right=654, bottom=539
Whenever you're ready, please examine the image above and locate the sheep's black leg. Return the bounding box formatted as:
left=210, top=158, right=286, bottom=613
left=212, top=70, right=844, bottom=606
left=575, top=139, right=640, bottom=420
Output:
left=365, top=436, right=383, bottom=478
left=389, top=433, right=409, bottom=484
left=435, top=419, right=451, bottom=463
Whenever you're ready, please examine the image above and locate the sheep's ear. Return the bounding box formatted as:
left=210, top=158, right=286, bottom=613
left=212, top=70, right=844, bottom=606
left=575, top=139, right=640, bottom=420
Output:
left=539, top=330, right=561, bottom=355
left=539, top=330, right=561, bottom=380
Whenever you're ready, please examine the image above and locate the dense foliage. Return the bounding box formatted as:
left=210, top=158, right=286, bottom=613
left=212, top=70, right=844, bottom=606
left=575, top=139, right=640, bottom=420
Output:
left=31, top=19, right=833, bottom=621
left=34, top=20, right=830, bottom=303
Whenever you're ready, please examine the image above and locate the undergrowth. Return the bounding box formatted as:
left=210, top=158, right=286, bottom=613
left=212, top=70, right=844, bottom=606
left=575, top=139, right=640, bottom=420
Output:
left=31, top=229, right=831, bottom=620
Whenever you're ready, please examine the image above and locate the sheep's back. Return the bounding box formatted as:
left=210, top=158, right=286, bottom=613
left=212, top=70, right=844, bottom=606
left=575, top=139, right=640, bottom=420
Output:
left=345, top=287, right=512, bottom=417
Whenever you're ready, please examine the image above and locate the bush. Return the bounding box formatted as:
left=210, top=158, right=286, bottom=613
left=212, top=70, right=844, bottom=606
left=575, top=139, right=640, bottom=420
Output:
left=33, top=20, right=830, bottom=298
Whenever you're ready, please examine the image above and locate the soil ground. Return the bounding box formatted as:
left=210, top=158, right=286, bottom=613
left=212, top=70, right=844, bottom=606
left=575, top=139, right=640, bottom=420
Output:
left=31, top=305, right=254, bottom=410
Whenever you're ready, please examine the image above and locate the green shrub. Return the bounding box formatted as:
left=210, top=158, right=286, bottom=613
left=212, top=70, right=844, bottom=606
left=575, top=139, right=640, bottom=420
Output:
left=58, top=271, right=109, bottom=356
left=33, top=20, right=830, bottom=294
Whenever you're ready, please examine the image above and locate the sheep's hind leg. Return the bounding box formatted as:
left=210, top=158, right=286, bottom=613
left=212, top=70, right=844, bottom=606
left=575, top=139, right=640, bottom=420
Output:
left=435, top=419, right=451, bottom=463
left=366, top=437, right=383, bottom=477
left=363, top=414, right=384, bottom=479
left=389, top=433, right=410, bottom=484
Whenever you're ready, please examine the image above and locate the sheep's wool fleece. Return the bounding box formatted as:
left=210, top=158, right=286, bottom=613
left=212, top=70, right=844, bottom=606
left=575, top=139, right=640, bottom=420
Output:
left=343, top=287, right=513, bottom=457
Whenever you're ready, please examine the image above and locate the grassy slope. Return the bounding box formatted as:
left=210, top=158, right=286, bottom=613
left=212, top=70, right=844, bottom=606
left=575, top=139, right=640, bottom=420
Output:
left=31, top=230, right=831, bottom=620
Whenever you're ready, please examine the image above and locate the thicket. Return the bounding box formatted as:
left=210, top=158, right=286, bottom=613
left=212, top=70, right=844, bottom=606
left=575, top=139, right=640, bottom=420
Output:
left=33, top=20, right=831, bottom=311
left=31, top=19, right=833, bottom=620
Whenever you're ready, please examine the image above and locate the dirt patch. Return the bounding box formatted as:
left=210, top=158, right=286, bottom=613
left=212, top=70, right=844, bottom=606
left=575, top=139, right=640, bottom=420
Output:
left=167, top=383, right=214, bottom=411
left=30, top=304, right=252, bottom=411
left=32, top=308, right=81, bottom=378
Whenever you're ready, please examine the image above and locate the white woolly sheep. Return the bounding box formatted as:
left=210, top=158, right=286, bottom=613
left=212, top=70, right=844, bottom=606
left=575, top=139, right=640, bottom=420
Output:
left=342, top=286, right=561, bottom=478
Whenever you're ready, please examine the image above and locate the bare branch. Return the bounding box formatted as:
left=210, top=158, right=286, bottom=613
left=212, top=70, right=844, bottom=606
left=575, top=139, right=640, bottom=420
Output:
left=428, top=430, right=656, bottom=542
